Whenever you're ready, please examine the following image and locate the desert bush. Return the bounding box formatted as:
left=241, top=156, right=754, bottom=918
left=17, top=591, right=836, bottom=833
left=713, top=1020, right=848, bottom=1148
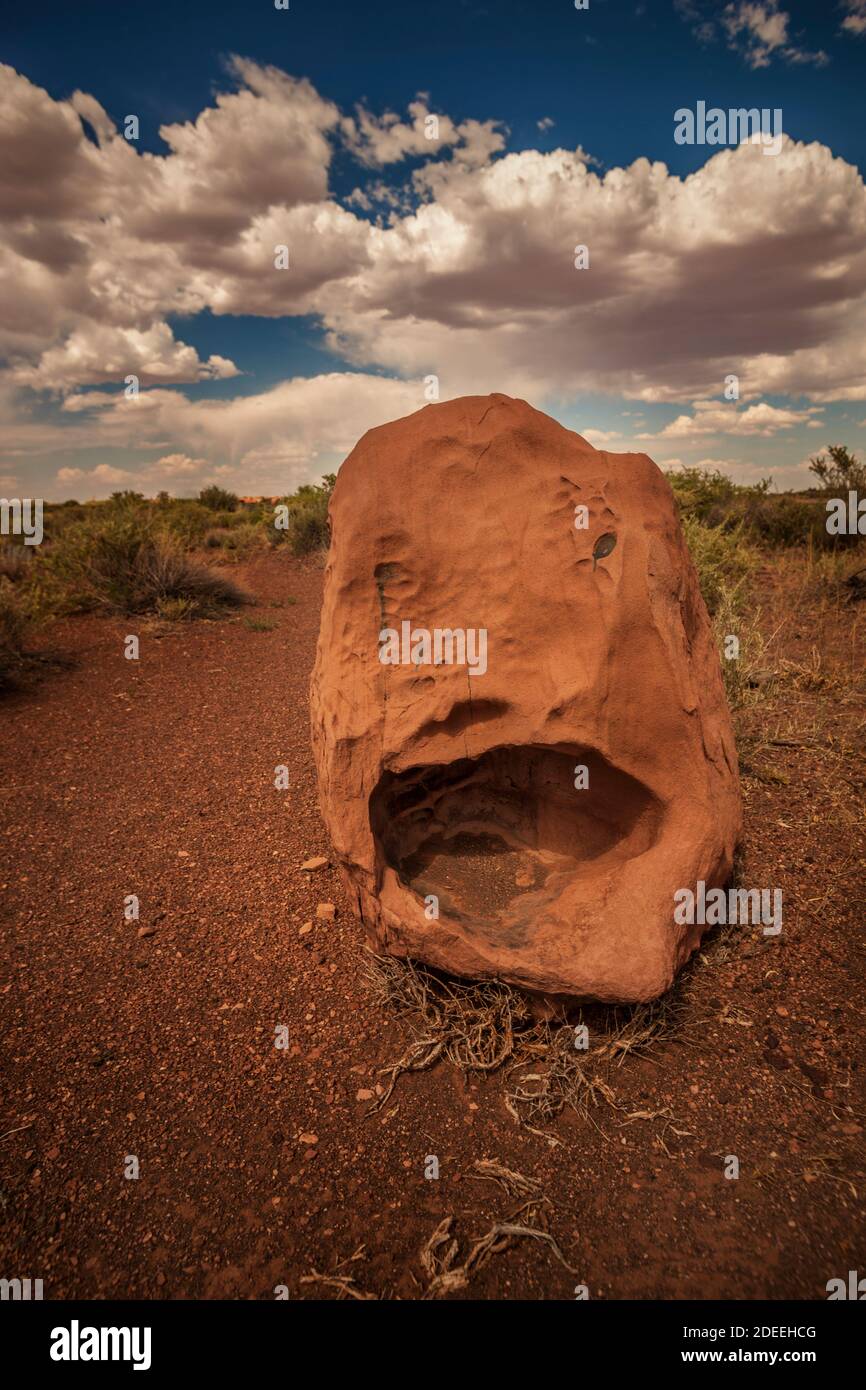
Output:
left=733, top=493, right=828, bottom=548
left=668, top=465, right=846, bottom=551
left=133, top=538, right=250, bottom=616
left=808, top=445, right=866, bottom=494
left=37, top=515, right=145, bottom=612
left=682, top=514, right=757, bottom=617
left=711, top=590, right=771, bottom=709
left=0, top=542, right=33, bottom=582
left=210, top=508, right=251, bottom=529
left=39, top=502, right=89, bottom=542
left=274, top=474, right=335, bottom=556
left=667, top=466, right=746, bottom=521
left=202, top=522, right=264, bottom=559
left=199, top=485, right=239, bottom=512
left=37, top=514, right=249, bottom=617
left=109, top=490, right=146, bottom=508
left=238, top=500, right=270, bottom=523
left=0, top=577, right=28, bottom=688
left=153, top=499, right=212, bottom=546
left=285, top=498, right=330, bottom=555
left=153, top=596, right=199, bottom=622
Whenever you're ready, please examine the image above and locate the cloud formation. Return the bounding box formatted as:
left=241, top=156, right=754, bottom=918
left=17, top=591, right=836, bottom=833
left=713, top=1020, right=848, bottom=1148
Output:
left=677, top=2, right=829, bottom=66
left=642, top=400, right=825, bottom=441
left=45, top=373, right=424, bottom=492
left=721, top=2, right=828, bottom=68
left=1, top=56, right=864, bottom=493
left=841, top=2, right=866, bottom=36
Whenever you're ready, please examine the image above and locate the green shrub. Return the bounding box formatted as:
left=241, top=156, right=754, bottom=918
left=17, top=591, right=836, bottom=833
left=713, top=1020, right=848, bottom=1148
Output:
left=154, top=500, right=212, bottom=547
left=808, top=445, right=866, bottom=494
left=0, top=542, right=33, bottom=583
left=668, top=465, right=850, bottom=551
left=39, top=502, right=89, bottom=542
left=0, top=577, right=28, bottom=688
left=37, top=514, right=249, bottom=617
left=199, top=485, right=239, bottom=512
left=202, top=522, right=263, bottom=559
left=38, top=515, right=146, bottom=612
left=109, top=490, right=146, bottom=508
left=285, top=498, right=330, bottom=555
left=211, top=509, right=251, bottom=529
left=667, top=466, right=747, bottom=521
left=682, top=514, right=757, bottom=617
left=273, top=474, right=335, bottom=556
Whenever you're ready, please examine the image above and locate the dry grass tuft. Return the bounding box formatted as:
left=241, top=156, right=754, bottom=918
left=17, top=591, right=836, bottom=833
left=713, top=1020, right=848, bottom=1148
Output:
left=593, top=993, right=692, bottom=1063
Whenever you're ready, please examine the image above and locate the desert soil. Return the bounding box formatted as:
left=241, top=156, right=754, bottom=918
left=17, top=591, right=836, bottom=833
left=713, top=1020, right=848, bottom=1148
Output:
left=1, top=550, right=864, bottom=1300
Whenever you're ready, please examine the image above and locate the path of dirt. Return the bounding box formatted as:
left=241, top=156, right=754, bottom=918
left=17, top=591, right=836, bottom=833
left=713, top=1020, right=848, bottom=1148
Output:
left=1, top=551, right=864, bottom=1299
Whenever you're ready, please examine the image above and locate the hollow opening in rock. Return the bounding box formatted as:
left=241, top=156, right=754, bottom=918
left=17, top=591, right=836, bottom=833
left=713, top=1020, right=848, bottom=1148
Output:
left=370, top=745, right=662, bottom=934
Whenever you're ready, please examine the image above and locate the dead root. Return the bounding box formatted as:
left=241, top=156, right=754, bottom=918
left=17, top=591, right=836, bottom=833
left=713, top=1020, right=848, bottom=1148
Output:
left=503, top=1026, right=619, bottom=1142
left=361, top=949, right=532, bottom=1112
left=362, top=947, right=714, bottom=1139
left=299, top=1270, right=376, bottom=1300
left=420, top=1195, right=579, bottom=1299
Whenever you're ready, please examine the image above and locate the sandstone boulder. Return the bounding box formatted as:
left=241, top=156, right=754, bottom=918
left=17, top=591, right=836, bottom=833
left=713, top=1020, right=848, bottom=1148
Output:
left=310, top=394, right=741, bottom=1003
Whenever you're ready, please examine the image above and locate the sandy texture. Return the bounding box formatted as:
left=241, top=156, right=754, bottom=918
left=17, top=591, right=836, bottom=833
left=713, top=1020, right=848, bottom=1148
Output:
left=1, top=550, right=863, bottom=1300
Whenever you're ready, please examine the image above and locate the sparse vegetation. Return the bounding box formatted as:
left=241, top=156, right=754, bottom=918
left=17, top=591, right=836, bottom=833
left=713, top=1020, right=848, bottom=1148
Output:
left=360, top=935, right=747, bottom=1166
left=6, top=464, right=863, bottom=707
left=204, top=521, right=265, bottom=559
left=273, top=473, right=335, bottom=556
left=199, top=485, right=240, bottom=512
left=808, top=444, right=866, bottom=495
left=681, top=513, right=757, bottom=617
left=668, top=462, right=856, bottom=552
left=666, top=464, right=866, bottom=700
left=0, top=475, right=338, bottom=672
left=0, top=576, right=29, bottom=688
left=35, top=515, right=249, bottom=618
left=0, top=542, right=33, bottom=583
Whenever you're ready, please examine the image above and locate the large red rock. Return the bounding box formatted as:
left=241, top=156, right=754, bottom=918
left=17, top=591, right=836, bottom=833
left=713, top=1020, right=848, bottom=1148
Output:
left=310, top=394, right=741, bottom=1003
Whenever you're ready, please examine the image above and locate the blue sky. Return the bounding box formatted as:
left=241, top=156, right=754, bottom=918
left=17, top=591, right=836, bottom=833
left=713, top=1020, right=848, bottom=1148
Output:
left=2, top=0, right=865, bottom=497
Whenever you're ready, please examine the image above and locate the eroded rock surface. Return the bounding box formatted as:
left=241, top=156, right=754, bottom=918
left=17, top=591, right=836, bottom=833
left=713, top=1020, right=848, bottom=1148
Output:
left=310, top=394, right=741, bottom=1002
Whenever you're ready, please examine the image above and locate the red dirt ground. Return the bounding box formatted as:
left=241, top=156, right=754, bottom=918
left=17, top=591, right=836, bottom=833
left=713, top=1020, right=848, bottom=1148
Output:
left=1, top=550, right=864, bottom=1299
